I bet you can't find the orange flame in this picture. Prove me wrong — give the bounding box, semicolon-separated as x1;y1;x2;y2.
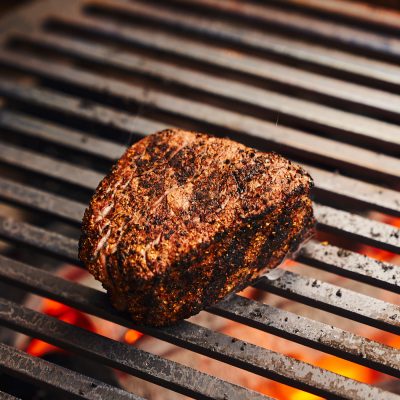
257;352;380;400
359;216;400;262
26;299;97;357
26;298;145;357
124;329;143;344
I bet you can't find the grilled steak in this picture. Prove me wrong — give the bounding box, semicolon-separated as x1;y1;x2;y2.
79;129;314;326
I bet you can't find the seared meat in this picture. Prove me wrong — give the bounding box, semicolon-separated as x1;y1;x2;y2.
79;129;314;326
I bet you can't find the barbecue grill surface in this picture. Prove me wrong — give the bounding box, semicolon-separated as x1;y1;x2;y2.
0;1;399;399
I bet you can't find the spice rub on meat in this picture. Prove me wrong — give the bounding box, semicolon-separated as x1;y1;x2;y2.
79;129;315;326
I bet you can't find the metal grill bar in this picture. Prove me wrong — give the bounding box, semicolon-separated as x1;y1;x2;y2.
84;1;400;91
298;241;400;293
274;0;400;30
12;30;400;152
0;86;166;142
0;141;100;190
0;218;399;378
0;82;165;141
0;391;19;400
1;52;399;184
211;297;400;376
0;176;85;224
39;14;400;125
0;342;143;400
255;272;400;334
0;298;271;400
0;255;398;396
314;205;400;254
301;165;400;217
0;216;78;263
0;109;124;161
170;0;400;58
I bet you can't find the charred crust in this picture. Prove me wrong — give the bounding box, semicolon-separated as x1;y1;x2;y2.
79;128;315;326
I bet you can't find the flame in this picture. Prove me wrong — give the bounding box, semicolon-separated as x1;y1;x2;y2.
387;334;400;349
124;329;143;344
257;351;380;400
26;297;145;357
282;259;297;268
26;299;97;357
360;246;397;262
317;356;379;382
257;381;322;400
359;216;400;262
26;299;143;357
384;217;400;229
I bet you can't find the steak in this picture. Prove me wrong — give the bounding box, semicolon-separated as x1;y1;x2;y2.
79;129;315;326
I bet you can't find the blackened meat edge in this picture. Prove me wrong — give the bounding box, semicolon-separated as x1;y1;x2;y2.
79;129;315;326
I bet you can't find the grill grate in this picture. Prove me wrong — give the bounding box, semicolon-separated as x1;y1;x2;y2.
0;0;399;399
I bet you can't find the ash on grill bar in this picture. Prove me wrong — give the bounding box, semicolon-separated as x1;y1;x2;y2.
0;0;399;399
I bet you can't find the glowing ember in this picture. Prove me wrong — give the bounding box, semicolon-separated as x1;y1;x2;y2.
124;329;143;344
317;355;378;383
359;216;400;262
26;299;97;357
282;259;297;268
256;351;381;400
26;298;145;357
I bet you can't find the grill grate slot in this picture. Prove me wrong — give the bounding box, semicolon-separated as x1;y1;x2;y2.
0;1;399;399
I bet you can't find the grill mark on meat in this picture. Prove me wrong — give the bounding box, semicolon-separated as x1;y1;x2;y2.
95;203;114;222
94;226;111;256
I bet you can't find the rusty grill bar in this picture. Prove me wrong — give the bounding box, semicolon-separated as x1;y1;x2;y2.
0;0;399;399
